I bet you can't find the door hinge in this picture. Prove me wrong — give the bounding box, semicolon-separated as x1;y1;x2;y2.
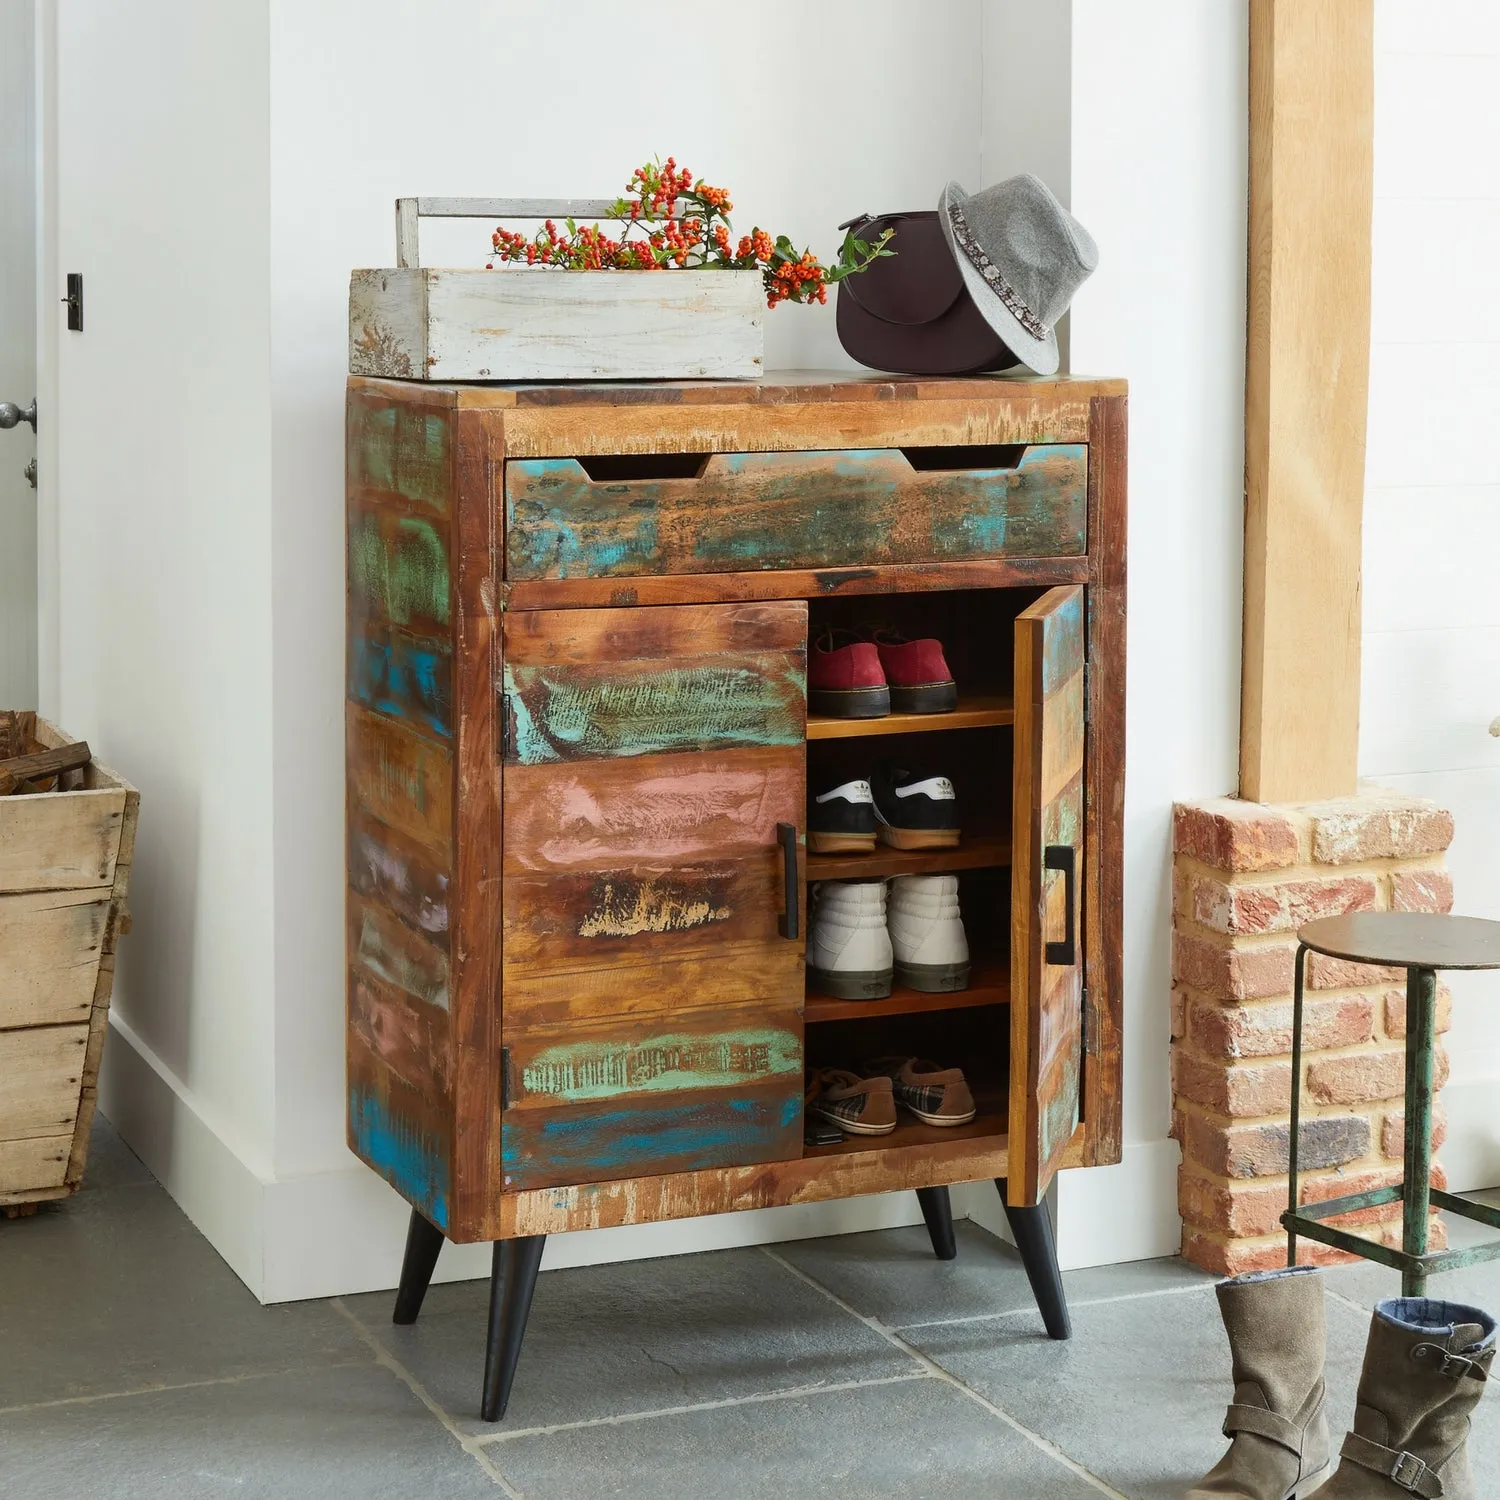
500;1046;512;1111
1082;988;1099;1056
498;690;511;759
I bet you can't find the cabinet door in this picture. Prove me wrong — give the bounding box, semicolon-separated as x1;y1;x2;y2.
499;601;807;1193
1008;585;1086;1206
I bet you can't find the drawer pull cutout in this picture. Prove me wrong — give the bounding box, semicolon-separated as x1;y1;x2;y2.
900;443;1027;471
576;453;710;483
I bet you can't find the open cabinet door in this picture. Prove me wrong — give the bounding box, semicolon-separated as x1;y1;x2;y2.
1008;586;1086;1206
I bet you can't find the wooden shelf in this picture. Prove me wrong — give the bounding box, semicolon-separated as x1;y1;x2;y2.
806;694;1014;741
802;1100;1009;1159
804;961;1009;1024
807;834;1011;883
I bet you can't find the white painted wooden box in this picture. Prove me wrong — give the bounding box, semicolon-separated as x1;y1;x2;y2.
349;197;765;382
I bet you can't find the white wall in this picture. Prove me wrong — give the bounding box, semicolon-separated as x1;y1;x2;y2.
54;0;1254;1298
0;0;38;709
77;0;991;1300
1362;2;1500;1191
968;0;1250;1267
45;2;277;1289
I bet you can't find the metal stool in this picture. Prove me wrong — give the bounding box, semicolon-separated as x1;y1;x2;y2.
1285;912;1500;1295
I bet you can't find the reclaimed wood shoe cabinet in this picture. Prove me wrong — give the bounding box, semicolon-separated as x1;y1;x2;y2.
345;371;1126;1420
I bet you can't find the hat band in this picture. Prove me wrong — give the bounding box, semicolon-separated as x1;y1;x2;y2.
948;202;1049;343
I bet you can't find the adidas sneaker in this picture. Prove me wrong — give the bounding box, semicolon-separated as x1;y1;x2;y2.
871;765;960;850
808;778;878;854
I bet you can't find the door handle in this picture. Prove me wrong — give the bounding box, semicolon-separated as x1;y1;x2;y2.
1043;844;1076;966
776;822;800;940
0;400;36;433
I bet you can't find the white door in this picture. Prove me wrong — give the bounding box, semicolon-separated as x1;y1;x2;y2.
0;0;38;707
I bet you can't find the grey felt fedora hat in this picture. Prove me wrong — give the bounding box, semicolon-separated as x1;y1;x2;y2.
938;173;1098;376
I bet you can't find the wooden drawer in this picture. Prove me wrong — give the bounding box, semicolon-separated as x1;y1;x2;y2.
503;444;1087;581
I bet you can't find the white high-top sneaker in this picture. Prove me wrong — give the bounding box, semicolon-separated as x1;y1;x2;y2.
807;881;894;999
888;874;970;992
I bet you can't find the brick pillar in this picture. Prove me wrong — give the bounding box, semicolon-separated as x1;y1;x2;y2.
1171;785;1454;1274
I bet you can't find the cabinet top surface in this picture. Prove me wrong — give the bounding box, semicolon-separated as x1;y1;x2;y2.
348;368;1127;410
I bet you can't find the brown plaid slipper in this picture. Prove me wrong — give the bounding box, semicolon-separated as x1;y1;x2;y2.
864;1057;976;1126
806;1069;897;1137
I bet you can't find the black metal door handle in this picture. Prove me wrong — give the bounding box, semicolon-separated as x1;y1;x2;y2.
1043;844;1076;966
777;822;800;940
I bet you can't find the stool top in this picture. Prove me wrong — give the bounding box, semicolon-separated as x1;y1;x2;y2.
1298;912;1500;971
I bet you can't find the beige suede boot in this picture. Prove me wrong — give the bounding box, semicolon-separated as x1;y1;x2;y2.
1186;1267;1332;1500
1320;1297;1495;1499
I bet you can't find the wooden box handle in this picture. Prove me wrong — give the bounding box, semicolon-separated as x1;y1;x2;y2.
394;196;684;269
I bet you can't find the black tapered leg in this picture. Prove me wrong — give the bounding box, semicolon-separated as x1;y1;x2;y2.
916;1185;958;1261
392;1209;445;1325
997;1182;1070;1340
481;1234;546;1422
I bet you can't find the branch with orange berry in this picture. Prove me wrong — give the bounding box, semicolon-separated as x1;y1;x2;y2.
487;157;895;309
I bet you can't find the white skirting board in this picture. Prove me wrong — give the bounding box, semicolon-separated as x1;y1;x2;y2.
958;1140;1186;1268
1434;1079;1500;1196
102;1015;1219;1303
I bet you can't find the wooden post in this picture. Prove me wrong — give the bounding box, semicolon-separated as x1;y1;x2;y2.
1240;0;1373;804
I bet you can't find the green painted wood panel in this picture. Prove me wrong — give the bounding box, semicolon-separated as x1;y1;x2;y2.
503;655;805;764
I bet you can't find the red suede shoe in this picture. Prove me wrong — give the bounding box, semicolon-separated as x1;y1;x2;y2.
809;628;890;718
872;630;958;713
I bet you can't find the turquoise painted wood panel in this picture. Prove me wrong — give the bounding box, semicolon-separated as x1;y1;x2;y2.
348;1075;450;1231
348;628;453;741
504;445;1087;580
1040;587;1085;697
500;1086;802;1192
503;657;805;765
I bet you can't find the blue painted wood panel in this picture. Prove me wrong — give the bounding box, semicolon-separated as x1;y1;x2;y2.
501;1085;802;1192
349;628;453;741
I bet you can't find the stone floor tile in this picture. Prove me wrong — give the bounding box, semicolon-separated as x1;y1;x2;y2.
0;1363;502;1500
0;1180;362;1408
76;1113;155;1194
774;1222;1041;1328
344;1245;919;1435
775;1221;1214;1331
907;1283;1372;1500
486;1372;1106;1500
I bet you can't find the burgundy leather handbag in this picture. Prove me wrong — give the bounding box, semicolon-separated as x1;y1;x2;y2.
835;211;1017;376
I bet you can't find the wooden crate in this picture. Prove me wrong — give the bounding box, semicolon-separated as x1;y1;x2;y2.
348;197;765;382
0;713;138;1212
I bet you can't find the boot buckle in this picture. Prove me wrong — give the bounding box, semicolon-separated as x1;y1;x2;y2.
1412;1341;1483;1380
1387;1450;1434;1495
1341;1432;1444;1496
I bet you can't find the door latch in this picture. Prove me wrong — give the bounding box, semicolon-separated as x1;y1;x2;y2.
63;273;83;332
